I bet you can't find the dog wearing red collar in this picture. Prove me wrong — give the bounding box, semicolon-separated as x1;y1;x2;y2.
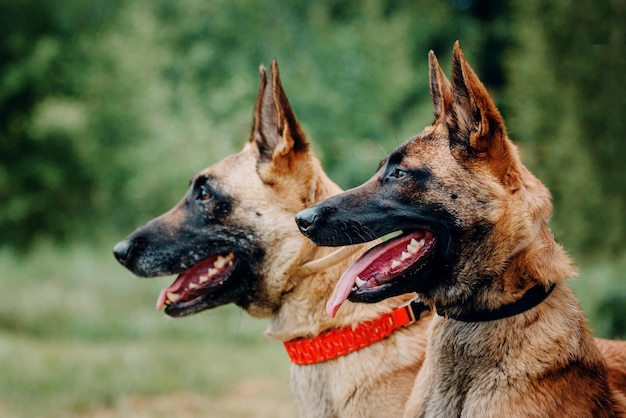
113;61;433;417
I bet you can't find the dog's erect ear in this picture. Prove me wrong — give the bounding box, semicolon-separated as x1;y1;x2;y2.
449;41;506;155
249;60;309;170
448;41;523;189
250;63;268;146
428;50;453;121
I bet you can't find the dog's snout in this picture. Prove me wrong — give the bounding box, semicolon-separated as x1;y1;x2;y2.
113;239;132;266
295;207;318;235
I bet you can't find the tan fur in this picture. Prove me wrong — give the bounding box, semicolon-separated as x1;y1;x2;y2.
398;42;626;417
196;62;432;417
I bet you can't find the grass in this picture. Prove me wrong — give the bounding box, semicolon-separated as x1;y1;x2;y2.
0;238;624;417
0;240;295;418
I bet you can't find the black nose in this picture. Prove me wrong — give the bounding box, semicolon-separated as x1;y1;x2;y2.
295;207;318;235
113;239;132;265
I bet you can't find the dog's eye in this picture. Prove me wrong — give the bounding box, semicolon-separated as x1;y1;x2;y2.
199;187;213;202
389;168;407;179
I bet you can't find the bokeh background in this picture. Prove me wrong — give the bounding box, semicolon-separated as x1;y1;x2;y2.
1;0;624;416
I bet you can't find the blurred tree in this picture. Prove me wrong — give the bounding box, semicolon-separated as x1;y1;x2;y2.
1;0;512;250
505;0;625;257
0;0;125;248
1;0;623;262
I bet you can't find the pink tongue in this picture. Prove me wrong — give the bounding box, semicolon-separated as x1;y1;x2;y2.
326;231;430;317
156;275;186;311
326;242;395;318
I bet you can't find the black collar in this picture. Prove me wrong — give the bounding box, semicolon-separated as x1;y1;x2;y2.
436;283;556;322
407;299;431;320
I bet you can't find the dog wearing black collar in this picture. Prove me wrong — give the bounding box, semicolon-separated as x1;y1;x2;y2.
297;42;626;417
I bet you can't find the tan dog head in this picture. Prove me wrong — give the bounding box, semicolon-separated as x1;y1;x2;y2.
114;61;340;318
297;42;574;316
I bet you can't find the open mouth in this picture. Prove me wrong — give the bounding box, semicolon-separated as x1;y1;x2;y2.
156;252;236;314
326;230;435;317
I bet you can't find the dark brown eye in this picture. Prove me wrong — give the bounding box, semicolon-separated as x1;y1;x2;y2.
199;187;213;202
390;168;407;179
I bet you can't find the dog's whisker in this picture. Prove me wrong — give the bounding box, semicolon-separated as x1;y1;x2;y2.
360;225;378;242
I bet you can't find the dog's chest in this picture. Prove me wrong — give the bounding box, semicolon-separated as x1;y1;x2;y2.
421;320;529;416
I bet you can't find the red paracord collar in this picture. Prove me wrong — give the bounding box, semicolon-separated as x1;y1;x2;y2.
283;300;430;365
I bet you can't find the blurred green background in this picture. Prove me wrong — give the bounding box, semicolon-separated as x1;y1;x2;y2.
1;0;624;416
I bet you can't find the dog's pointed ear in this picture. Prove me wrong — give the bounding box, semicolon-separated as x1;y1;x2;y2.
249;63;268;147
449;42;522;189
249;60;309;171
449;41;506;154
428;50;453;121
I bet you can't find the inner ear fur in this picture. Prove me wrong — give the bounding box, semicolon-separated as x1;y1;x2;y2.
445;42;524;189
249;64;267;149
250;60;309;169
449;41;506;154
428;50;453;121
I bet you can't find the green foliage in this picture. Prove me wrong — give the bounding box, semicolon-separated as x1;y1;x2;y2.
571;254;626;339
1;0;516;248
504;0;626;256
0;1;122;247
1;0;624;337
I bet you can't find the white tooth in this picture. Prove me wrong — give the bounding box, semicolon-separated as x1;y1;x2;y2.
199;275;209;283
188;283;198;289
401;251;411;261
214;255;228;269
391;260;402;269
408;238;424;254
166;292;180;302
207;268;218;277
355;276;366;288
